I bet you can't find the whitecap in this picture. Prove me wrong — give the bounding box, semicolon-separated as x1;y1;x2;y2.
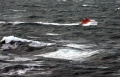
83;4;88;6
1;43;19;50
0;21;6;24
64;44;93;49
82;4;92;7
29;41;55;47
46;33;60;36
0;36;55;50
35;48;99;61
9;9;26;12
1;36;31;43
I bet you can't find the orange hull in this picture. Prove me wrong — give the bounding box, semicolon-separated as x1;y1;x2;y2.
80;18;91;24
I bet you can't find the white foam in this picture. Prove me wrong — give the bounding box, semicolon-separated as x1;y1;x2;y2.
118;7;120;9
64;44;93;49
8;21;26;25
46;33;60;36
35;48;99;61
0;21;6;24
6;57;32;62
2;63;49;75
83;4;92;7
2;68;33;75
0;54;10;60
83;4;88;6
3;21;79;26
38;71;52;75
29;41;55;47
35;22;79;26
1;36;31;43
4;21;76;26
17;69;27;75
1;43;19;50
9;9;26;12
0;36;55;49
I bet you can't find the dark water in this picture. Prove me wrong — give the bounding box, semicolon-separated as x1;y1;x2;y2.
0;0;120;77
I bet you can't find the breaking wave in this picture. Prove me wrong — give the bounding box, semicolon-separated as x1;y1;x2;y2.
35;43;99;61
0;36;55;50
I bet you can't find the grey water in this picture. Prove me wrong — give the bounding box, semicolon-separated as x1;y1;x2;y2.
0;0;120;77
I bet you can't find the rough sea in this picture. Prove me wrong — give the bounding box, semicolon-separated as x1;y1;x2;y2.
0;0;120;77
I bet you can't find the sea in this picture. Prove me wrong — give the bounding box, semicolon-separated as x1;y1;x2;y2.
0;0;120;77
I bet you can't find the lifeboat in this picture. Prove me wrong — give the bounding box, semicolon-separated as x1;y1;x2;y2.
79;18;98;26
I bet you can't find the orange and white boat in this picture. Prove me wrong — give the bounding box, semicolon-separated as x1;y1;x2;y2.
79;18;98;26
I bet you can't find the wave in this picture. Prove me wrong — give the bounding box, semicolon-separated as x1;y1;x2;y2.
64;44;94;49
6;57;32;62
1;62;47;75
0;36;55;50
35;48;99;61
46;33;60;36
9;9;26;12
82;4;92;7
2;68;51;76
35;43;99;61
